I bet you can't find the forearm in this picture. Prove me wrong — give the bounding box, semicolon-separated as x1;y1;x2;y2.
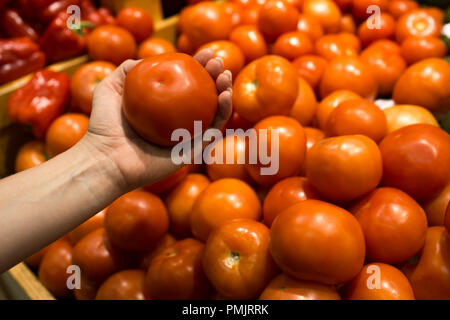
0;136;127;272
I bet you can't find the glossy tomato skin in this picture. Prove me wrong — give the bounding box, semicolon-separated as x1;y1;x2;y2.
74;275;99;300
258;0;299;42
379;124;450;201
345;263;414;300
105;190;169;252
306;135;382;202
233;55;298;123
316;90;361;129
299;127;326;176
352;0;389;21
340;14;356;33
260;274;341;300
198;40;245;77
302;0;342;34
229;25;268;63
292;55;328;93
272;31;314;61
263;176;321;227
388;0;419;19
146;238;211;300
137;38;176;59
116;7;154;42
135;234;177;271
68;209;106;244
289;77;318;126
383;104;439;134
25;245;49;269
144;165;190;194
124;53;218;146
395;9;443;43
202;219;278;299
296;14;324;41
15;140;46;172
190;178;261;241
351;187;427;264
270;200;365;284
96;270;150;300
315;33;359;61
400;37;447;65
241;4;261;25
71;61;116;114
245;116;306;186
423;184;450;226
357;13;396;47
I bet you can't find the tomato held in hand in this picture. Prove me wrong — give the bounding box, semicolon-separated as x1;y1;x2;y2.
116;7;154;43
270;200;365;284
137;38;176;59
124;53;218;146
202;219;278;299
302;0;341;34
400;36;447;65
68;209;106;244
258;0;299;42
229;25;268;63
272;31;314;61
15;140;47;172
383;104;439;134
96;270;150;300
289;77;318;126
292;55;328;92
198;40;245;77
423;184;450;226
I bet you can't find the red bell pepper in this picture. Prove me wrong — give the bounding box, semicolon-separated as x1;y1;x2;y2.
7;69;70;138
18;0;80;24
81;0;116;26
0;37;46;84
0;9;40;42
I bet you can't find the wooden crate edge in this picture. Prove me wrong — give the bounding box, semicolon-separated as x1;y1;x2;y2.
8;263;55;300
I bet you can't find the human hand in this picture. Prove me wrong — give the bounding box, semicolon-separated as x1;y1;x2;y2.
82;49;233;191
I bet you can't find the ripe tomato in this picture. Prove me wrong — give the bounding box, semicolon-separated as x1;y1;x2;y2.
272;31;314;61
202;219;278;299
403;227;450;300
116;7;153;42
137;38;176;59
70;61;116;114
351;187;427;264
319;57;377;100
246;116;306;186
292;55;328;92
302;0;342;34
352;0;389;21
233;55;298;123
334;0;352;11
306;135;382;201
340;14;356;34
68;210;106;244
177;33;195;55
258;0;299;41
289;77;318;126
296;14;324;41
165;174;210;237
124;53;218;146
325;98;387;142
263;176;321;227
270;200;365;284
383;104;439;134
74;275;99;300
379;124;450;201
345;263;415;300
224;2;243;28
25;244;50;269
105;190;169;252
445;204;450;234
198;40;245;77
190;178;261;241
15;140;46;172
241;4;261;25
400;36;447;65
96;270;150;300
357;13;396;47
316;90;361;129
423;184;450;226
146;238;211;299
422;7;445;24
365;39;401;55
135;234;177;271
45;113;89;158
388;0;419;19
144;165;190;194
315;33;359;61
299;127;325;176
229;25;268;63
260;274;341;300
38;238;73;298
395;9;443;43
72;228;131;283
226;111;254;131
87;25;137;65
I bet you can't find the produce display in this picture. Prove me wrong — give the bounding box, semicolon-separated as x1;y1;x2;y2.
1;0;450;301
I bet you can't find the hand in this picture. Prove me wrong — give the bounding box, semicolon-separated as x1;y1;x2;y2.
82;49;233;191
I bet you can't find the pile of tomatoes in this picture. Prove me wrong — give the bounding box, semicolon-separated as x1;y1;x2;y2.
12;0;450;300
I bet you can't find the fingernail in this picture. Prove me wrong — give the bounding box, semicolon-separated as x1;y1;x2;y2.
226;87;233;95
224;70;232;82
215;56;224;66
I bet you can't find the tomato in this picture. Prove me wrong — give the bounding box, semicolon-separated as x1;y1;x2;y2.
422;7;445;24
400;36;447;65
340;14;356;34
137;38;176;59
445;204;450;234
292;55;328;92
232;0;266;7
379;124;450;201
226;111;254;131
144;165;190;194
96;270;150;300
146;238;211;299
352;0;389;21
345;263;415;300
165;174;210;237
299;127;325;176
70;61;116;114
258;0;300;42
403;227;450;300
124;53;218;146
319;57;377;100
233;55;298;123
190;178;261;241
206;135;250;182
289;77;318;126
74;275;99;300
87;25;137;65
365;39;401;55
316;90;361;129
15;140;46;172
302;0;342;34
229;25;267;63
24;244;49;269
306;135;382;201
325;98;387;142
263;176;321;227
246;116;306;186
285;0;304;9
202;219;278;299
260;274;341;300
272;31;314;61
116;7;153;43
395;9;443;43
388;0;419;19
135;234;177;270
241;4;261;25
315;33;360;61
296;14;324;41
383;104;439;134
270;200;365;284
105;190;169;252
177;33;195;55
423;184;450;226
68;210;106;244
393;58;450;113
45;113;89;158
224;2;243;28
38;238;73;298
357;13;396;47
334;0;352;11
72;228;131;283
198;40;245;77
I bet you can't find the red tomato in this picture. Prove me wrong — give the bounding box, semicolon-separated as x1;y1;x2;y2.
96;270;150;300
135;234;177;271
302;0;342;33
400;36;447;65
395;9;443;43
340;14;356;33
144;165;190;194
383;104;439;134
292;55;328;93
289;77;318;126
424;184;450;226
15;140;47;172
137;38;176;59
25;244;50;269
299;127;325;176
198;40;245;77
241;4;261;25
296;14;324;41
68;210;106;244
177;33;195;55
352;0;389;21
357;13;396;47
272;31;314;61
316;90;361;129
388;0;419;19
229;25;268;63
74;276;99;300
116;7;153;42
224;2;243;28
445;203;450;234
258;0;300;42
315;33;360;61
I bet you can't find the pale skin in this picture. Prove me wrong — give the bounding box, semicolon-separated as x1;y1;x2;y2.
0;49;232;273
